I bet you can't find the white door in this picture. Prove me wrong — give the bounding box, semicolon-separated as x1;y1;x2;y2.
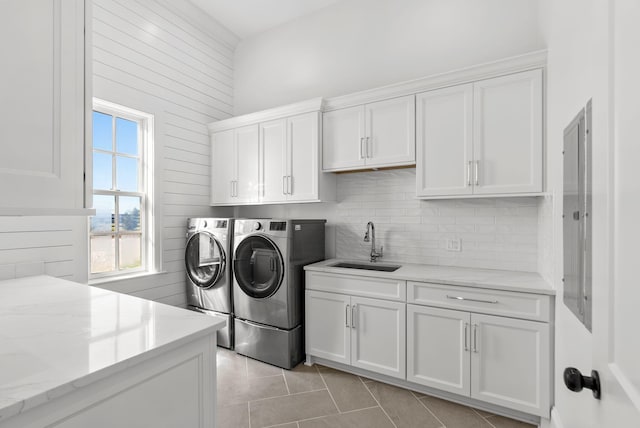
234;125;259;204
305;290;351;365
365;95;416;168
0;0;85;211
416;85;474;197
470;313;550;417
210;129;235;204
351;296;406;379
473;70;543;195
287;112;319;202
259;119;287;204
322;105;365;171
407;305;471;396
589;1;640;425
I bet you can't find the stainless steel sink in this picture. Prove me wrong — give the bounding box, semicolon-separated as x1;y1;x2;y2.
329;262;401;272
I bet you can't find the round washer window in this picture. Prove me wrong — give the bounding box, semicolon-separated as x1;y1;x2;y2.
233;235;284;299
185;232;226;289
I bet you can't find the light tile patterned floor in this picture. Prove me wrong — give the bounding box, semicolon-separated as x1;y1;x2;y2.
216;348;536;428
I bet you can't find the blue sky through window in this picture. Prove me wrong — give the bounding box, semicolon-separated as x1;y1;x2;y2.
116;118;138;155
93;112;112;151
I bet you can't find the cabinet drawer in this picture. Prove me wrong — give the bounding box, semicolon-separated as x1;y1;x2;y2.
407;282;550;322
306;271;406;302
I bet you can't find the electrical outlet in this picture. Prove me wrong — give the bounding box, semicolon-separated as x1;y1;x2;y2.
446;238;462;252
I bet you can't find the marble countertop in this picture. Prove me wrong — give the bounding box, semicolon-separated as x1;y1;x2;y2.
0;275;224;422
305;259;555;295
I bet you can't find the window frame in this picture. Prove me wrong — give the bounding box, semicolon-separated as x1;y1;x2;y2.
89;99;155;280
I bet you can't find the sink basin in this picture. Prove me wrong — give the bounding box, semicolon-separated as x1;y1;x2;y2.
329;262;401;272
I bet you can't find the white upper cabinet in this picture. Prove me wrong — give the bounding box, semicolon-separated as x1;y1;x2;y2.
416;84;474;197
210;125;259;205
0;0;86;213
473;70;543;195
416;69;543;198
323;95;415;172
209;99;334;206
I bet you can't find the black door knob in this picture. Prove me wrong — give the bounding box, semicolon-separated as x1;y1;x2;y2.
564;367;601;399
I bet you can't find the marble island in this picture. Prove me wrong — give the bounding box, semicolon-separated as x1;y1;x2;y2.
0;275;224;428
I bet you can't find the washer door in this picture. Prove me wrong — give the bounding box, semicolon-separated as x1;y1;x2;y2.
185;232;226;289
234;235;284;299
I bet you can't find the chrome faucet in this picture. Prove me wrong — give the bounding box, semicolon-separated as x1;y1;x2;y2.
364;222;383;262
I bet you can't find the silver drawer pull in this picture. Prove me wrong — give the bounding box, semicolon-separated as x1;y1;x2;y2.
446;295;498;304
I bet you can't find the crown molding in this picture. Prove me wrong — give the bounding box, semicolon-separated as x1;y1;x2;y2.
208;98;324;132
323;50;548;111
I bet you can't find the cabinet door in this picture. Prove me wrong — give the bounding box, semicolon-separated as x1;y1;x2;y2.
416;85;474;197
470;313;550;416
234;125;259;204
0;0;85;211
407;305;471;396
322;106;365;171
305;290;351;365
351;296;406;379
210;130;235;204
287;112;319;202
365;95;416;168
259;119;287;203
473;70;543;194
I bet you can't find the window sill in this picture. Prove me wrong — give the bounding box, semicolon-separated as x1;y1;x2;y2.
89;270;167;286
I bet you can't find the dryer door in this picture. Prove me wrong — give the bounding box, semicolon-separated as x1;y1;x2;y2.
234;235;284;299
185;232;226;289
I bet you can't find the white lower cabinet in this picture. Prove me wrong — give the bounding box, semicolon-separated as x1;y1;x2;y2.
407;303;550;417
306;290;406;379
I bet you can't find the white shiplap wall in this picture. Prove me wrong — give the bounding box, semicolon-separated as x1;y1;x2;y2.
0;1;236;306
92;0;236;306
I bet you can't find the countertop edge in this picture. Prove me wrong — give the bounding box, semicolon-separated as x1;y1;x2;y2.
304;259;556;296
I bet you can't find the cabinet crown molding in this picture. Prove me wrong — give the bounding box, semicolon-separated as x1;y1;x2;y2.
208;97;324;132
323;50;547;111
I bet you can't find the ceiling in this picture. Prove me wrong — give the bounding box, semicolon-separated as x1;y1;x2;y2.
189;0;345;40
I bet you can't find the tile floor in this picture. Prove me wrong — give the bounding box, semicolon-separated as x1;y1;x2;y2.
216;348;536;428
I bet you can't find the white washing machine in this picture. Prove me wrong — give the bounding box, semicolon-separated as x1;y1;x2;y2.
185;218;234;348
233;219;325;369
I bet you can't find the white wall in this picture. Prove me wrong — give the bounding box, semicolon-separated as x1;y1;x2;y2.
0;0;236;306
238;170;541;272
541;0;610;426
233;0;545;114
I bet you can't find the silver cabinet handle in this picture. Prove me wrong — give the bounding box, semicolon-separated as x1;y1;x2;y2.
446;295;498;304
467;161;472;187
288;175;293;195
230;181;234;197
345;304;350;328
366;137;371;158
234;181;238;197
351;304;356;329
464;322;469;351
283;176;287;195
359;137;365;159
475;160;479;186
473;324;479;353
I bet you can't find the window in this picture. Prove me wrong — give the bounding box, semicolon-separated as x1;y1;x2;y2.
90;99;154;278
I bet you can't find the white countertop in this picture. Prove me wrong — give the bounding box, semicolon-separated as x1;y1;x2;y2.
0;275;224;422
305;259;555;295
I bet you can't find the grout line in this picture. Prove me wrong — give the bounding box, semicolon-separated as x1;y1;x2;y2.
282;371;291;395
247;401;252;428
360;378;398;428
414;395;446;428
293;405;381;426
247;388;330;405
317;367;341;414
473;409;499;428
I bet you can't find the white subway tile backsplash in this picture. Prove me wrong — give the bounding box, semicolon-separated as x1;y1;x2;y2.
335;169;541;272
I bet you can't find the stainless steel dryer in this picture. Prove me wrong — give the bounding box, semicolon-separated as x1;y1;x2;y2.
233;219;325;369
185;218;234;348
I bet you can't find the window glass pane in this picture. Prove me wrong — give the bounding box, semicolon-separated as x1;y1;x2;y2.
91;195;115;233
119;234;141;270
93;152;112;190
116;117;138;155
90;235;115;273
116;156;138;191
93;112;112;151
119;196;141;232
